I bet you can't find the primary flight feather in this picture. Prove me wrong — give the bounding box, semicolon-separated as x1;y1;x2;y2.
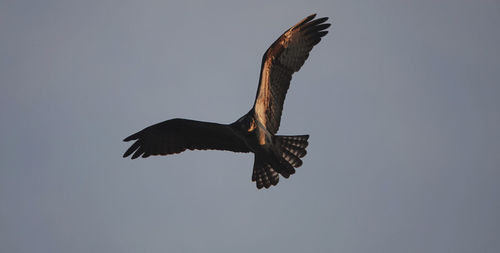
123;14;331;189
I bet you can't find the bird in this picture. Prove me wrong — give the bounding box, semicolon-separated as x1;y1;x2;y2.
123;14;330;189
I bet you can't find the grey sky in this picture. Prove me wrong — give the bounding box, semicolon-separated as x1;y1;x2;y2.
1;0;499;252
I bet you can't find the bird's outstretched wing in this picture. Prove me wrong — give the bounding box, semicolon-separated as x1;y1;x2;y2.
123;118;250;159
253;14;330;134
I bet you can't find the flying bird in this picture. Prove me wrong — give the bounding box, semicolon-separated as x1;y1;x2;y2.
123;14;330;189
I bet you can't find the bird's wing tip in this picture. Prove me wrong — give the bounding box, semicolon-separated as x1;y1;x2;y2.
123;133;139;142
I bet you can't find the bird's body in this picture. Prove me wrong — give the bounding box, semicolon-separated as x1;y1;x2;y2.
232;111;282;171
123;14;330;189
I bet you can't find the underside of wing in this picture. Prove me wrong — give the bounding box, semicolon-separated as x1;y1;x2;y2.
123;118;250;159
253;14;330;134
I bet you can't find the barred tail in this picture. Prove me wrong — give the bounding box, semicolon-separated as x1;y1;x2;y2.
251;135;309;189
277;134;309;170
252;156;280;189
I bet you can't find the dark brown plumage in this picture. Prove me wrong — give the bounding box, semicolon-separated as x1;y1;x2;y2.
123;14;330;189
123;119;250;159
254;14;330;134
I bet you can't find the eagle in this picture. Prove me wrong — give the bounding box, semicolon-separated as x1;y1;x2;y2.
123;14;330;189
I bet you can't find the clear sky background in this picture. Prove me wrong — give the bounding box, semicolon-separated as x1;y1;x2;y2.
1;0;499;252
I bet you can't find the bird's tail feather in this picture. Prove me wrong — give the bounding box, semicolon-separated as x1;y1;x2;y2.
251;135;309;189
277;135;309;172
252;156;280;189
